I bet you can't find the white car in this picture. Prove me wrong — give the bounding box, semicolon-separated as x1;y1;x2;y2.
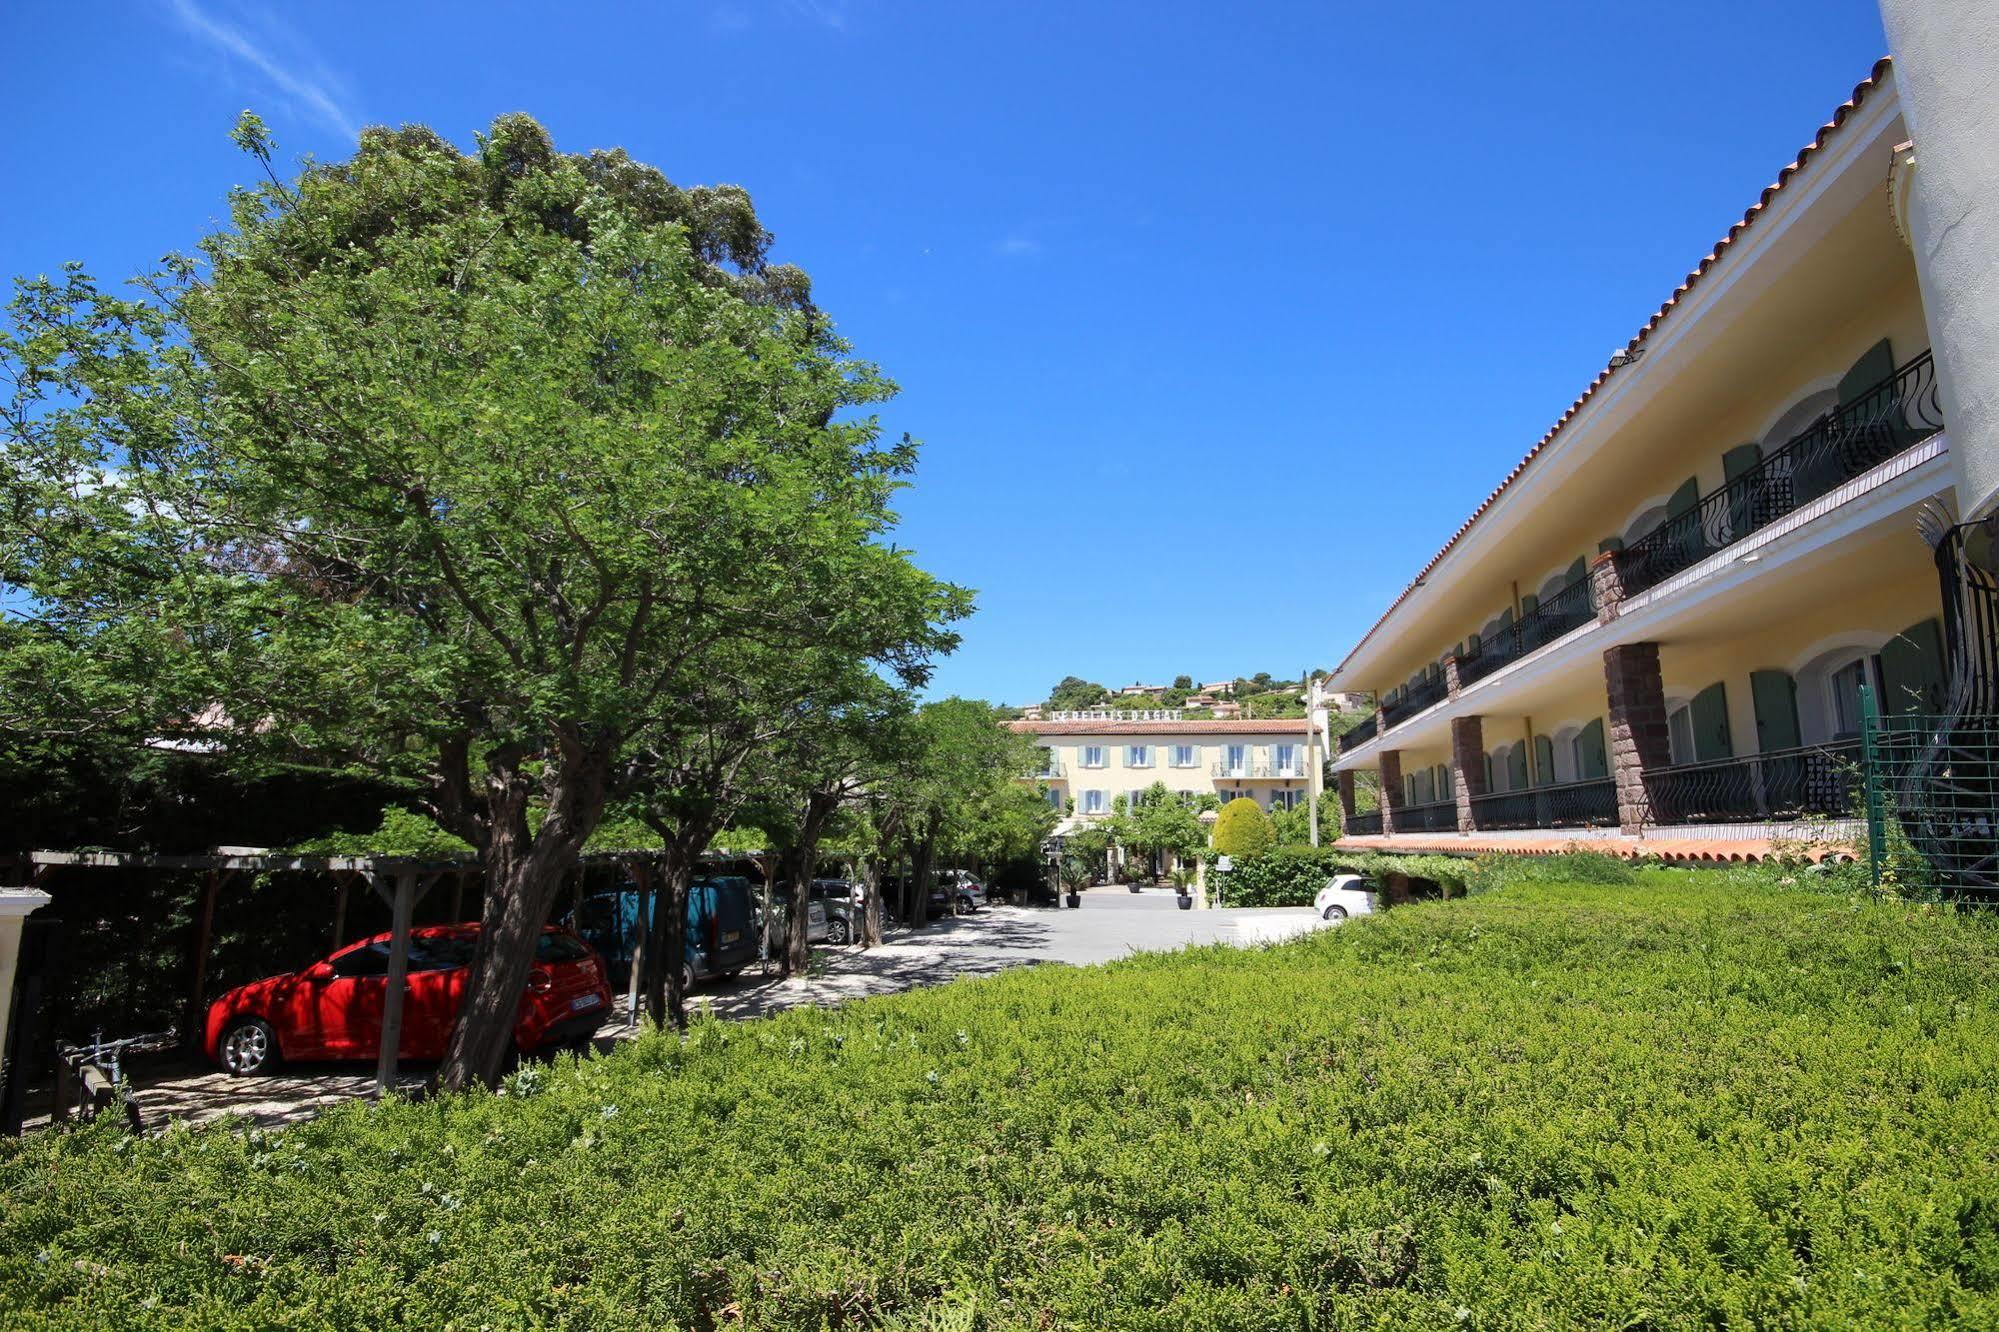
1313;874;1378;923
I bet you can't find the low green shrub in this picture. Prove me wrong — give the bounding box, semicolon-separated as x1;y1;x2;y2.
1462;847;1637;894
1212;847;1477;906
7;875;1999;1327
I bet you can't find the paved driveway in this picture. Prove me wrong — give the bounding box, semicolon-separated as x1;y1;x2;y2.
38;889;1329;1130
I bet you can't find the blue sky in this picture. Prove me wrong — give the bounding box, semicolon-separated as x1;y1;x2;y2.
3;1;1890;705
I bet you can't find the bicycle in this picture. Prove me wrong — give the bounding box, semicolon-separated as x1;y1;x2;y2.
57;1028;177;1133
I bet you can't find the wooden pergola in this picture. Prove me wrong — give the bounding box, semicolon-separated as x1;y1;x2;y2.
10;848;734;1095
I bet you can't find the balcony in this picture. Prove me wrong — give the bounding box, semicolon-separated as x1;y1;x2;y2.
1620;351;1943;598
1459;572;1596;688
1211;761;1310;779
1645;741;1860;825
1035;760;1066;779
1344;811;1383;836
1338;713;1379;754
1393;800;1458;833
1470;778;1618;831
1381;673;1448;727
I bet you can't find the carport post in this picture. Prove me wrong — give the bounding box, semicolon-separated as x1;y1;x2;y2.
374;868;417;1097
186;869;232;1048
626;860;651;1029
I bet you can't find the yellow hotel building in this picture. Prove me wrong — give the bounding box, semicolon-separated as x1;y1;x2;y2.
1326;59;1967;858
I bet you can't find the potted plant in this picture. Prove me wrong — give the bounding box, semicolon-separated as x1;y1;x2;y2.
1058;851;1091;910
1170;865;1195;910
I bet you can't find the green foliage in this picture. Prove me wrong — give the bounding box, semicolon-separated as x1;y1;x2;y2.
1045;676;1109;711
1211;797;1273;858
1461;848;1638;895
287;807;473;859
1211;846;1478;907
9;876;1999;1325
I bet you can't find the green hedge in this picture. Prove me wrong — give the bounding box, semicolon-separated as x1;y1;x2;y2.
1211;846;1479;906
8;875;1999;1326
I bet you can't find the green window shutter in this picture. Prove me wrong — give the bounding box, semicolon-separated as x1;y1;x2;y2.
1413;769;1433;804
1507;744;1529;790
1598;536;1624;554
1564;556;1586;587
1519;593;1539;618
1723;444;1764;541
1879;617;1947;716
1690;682;1733;761
1577;719;1608;779
1438;765;1453;801
1483;754;1493;790
1533;734;1556;786
1750;670;1801;752
1667;475;1707;563
1837;338;1895;407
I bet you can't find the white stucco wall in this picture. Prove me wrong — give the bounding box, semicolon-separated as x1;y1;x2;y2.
1880;3;1999;520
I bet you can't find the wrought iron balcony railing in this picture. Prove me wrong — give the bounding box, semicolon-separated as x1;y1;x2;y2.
1344;811;1383;836
1035;760;1066;779
1381;673;1448;727
1338;713;1379;754
1459;573;1597;688
1211;761;1309;778
1393;800;1459;833
1470;777;1618;830
1644;740;1861;825
1621;351;1943;598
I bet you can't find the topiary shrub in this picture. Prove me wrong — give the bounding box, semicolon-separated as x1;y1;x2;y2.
1211;798;1274;858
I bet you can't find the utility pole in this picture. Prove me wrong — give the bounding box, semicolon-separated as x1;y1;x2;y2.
1306;671;1322;847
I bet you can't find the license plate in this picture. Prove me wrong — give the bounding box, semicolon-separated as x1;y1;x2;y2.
569;993;601;1012
721;931;741;944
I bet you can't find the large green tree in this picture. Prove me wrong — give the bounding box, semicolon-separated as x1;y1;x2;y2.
1;114;962;1087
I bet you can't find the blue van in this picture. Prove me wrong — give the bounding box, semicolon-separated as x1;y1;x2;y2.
569;876;758;989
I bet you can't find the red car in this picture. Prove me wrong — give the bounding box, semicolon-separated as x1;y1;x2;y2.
205;925;612;1075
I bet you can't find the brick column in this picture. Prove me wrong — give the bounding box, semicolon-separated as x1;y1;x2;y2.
1590;550;1630;625
1336;769;1357;832
1450;716;1485;833
1443;655;1464;698
1602;642;1671;833
1377;750;1404;836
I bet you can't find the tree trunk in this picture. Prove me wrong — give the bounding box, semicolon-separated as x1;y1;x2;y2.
642;855;692;1030
784;790;840;975
438;746;609;1091
860;856;885;948
908;827;938;927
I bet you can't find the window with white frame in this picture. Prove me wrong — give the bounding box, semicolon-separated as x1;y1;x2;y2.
1036;747;1057;776
1828;656;1876;739
1271;789;1305;811
1044;787;1062;809
1082;745;1106;769
1126;744;1151;768
1667;706;1696;765
1171;744;1197;768
1223;744;1247;775
1083;789;1109;815
1274;743;1298;775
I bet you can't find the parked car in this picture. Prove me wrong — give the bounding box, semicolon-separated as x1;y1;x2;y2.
1314;873;1379;923
567;875;758;990
205;924;611;1076
809;878;866;944
762;884;831;946
930;869;987;914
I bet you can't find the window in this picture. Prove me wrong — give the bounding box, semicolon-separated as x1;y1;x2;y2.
330;940;391;978
1223;744;1247;775
1045;787;1062;809
1219;787;1247;804
1171;744;1197;768
1081;789;1106;815
1128;789;1147;810
1828;657;1874;738
1667;705;1695;765
1126;744;1151;768
1271;790;1305;811
1274;744;1298;775
1036;747;1056;776
1082;745;1106;769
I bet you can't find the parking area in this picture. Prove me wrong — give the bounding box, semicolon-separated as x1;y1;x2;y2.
31;888;1331;1131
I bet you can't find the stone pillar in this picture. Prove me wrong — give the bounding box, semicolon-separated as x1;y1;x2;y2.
1589;550;1629;625
1443;655;1464;698
1450;716;1485;833
1879;4;1999;520
1602;642;1671;834
1335;769;1357;831
1377;750;1404;836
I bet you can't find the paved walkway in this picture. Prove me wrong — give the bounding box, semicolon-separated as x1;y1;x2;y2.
33;889;1329;1131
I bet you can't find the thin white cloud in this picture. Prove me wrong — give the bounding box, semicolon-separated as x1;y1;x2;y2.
166;0;360;142
785;0;849;29
995;235;1042;258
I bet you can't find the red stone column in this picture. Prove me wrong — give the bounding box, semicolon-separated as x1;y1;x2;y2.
1450;716;1485;833
1377;750;1404;836
1590;550;1631;625
1443;655;1464;699
1602;642;1671;833
1336;769;1357;832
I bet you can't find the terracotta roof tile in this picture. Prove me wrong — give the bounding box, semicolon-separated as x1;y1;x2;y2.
1336;56;1896;676
1333;833;1855;865
1006;719;1311;736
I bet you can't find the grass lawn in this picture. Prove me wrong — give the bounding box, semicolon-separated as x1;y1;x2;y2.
5;872;1999;1328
